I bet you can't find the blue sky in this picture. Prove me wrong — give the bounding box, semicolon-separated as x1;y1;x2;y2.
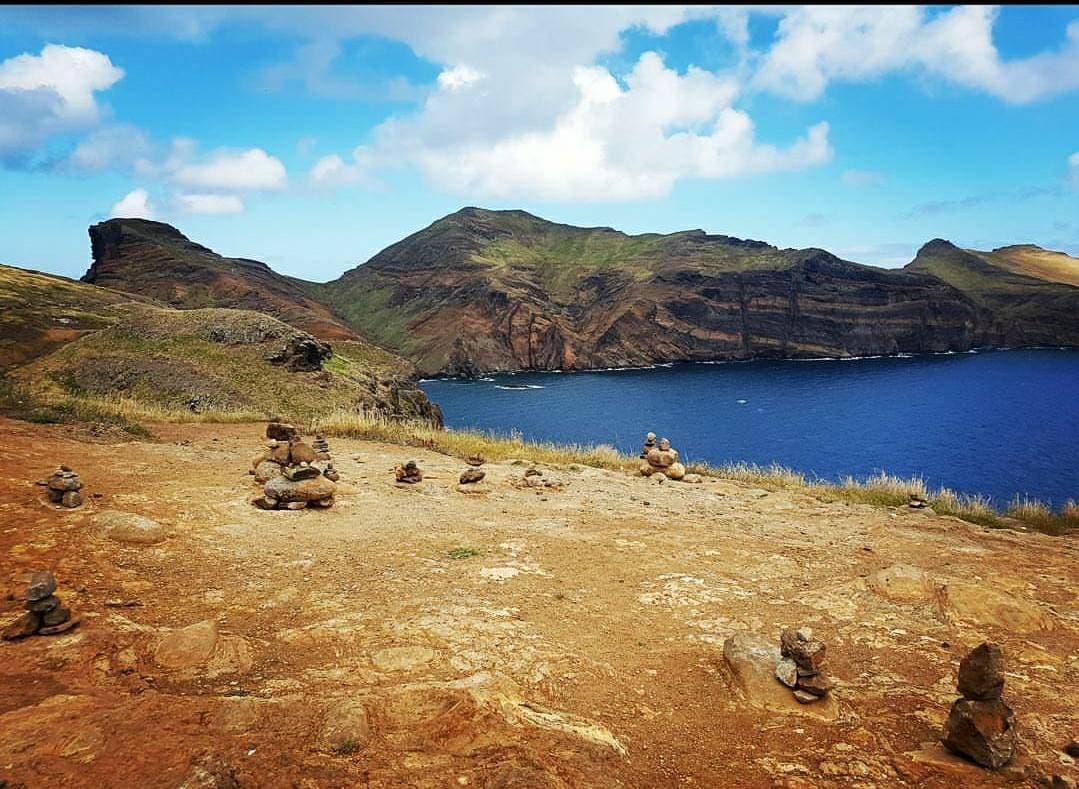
1;5;1077;282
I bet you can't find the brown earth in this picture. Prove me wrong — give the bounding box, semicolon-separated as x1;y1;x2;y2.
1;418;1077;788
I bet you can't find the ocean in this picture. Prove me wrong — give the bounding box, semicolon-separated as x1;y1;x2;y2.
419;349;1079;507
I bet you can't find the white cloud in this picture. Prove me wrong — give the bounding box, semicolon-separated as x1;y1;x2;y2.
0;44;123;161
1068;151;1079;190
842;169;884;187
308;147;379;189
109;188;156;219
362;51;831;201
66;123;151;171
175;193;244;214
754;6;1079;104
168;146;287;190
437;64;483;91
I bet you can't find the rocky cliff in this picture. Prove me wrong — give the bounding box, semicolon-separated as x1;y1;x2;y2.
322;208;992;376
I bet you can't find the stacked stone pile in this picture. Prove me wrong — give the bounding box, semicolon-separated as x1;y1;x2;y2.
774;627;835;704
639;432;657;459
942;642;1016;769
39;465;84;508
456;456;488;494
251;422;337;509
1;571;79;640
313;434;331;460
639;437;686;481
395;461;423;484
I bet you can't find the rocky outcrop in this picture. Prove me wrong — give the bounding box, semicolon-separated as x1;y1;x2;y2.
321;208;1066;377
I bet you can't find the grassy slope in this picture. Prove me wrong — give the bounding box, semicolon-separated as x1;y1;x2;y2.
907;240;1078;302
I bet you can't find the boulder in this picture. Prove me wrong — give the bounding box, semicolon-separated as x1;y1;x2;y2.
318;698;370;751
94;510;169;545
941;698;1016;769
722;632;838;720
155;620;219;669
646;448;674;468
264;474;337;503
958;642;1005;701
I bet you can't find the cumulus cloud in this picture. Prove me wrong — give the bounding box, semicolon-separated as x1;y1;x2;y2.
754;6;1079;104
842;169;884;187
0;43;123;162
167;146;286;190
109;188;156;219
323;51;831;201
437;64;483;91
175;193;244;214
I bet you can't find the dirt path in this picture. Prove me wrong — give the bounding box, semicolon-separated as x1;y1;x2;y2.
1;418;1076;787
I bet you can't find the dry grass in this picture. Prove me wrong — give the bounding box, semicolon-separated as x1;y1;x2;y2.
313;410;1075;536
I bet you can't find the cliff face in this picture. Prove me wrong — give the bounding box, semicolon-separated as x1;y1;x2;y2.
84;219;359;342
323;209;987;376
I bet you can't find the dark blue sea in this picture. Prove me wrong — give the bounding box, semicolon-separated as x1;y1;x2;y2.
419;349;1079;508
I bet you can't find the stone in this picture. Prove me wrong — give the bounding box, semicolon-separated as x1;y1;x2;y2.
37;615;80;636
2;611;41;640
308;497;334;508
155;620;219;669
395;461;423;484
42;604;71;627
94;510;169;545
797;673;835;697
722;632;838;720
958;642;1005;701
269;442;291;464
796;627;814;642
318;698;371;751
646;447;674;468
466;455;486;467
460;468;486;484
1065;741;1079;759
48;488;63;503
683;473;703;483
264;475;337;503
284;464;321;481
25;594;61;613
251;448;272;469
61;490;83;508
775;658;799;688
48;475;82;492
290;440;318;465
665;462;686;480
793;690;820;704
253;496;277;510
266;422;298;441
26;571;57;601
253;460;284;483
640;432;657;459
941;698;1016;769
323;464;340;482
781;628;827;673
284;501;307;510
868;564;933;604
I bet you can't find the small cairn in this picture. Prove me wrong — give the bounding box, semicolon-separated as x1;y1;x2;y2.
1;571;79;640
513;465;565;491
775;627;834;704
251;422;337;510
313;434;331;460
395;460;423;484
39;465;84;508
908;493;928;509
639;437;686;481
457;456;487;494
941;642;1016;769
639;432;657;459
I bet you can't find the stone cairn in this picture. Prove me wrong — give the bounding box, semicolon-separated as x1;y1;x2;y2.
1;571;79;641
251;422;337;510
941;642;1016;769
639;436;686;481
457;455;486;492
38;465;84;508
395;460;423;484
639;432;657;459
774;627;835;704
312;434;339;481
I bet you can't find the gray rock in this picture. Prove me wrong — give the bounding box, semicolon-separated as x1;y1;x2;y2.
793;690;821;704
284;464;321;481
25;594;60;613
61;490;83;508
264;475;336;503
775;658;799;688
26;571;56;601
253;460;284;483
42;604;71;627
266;422;298;441
459;468;486;484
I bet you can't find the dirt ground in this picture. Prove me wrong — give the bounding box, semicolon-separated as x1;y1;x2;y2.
1;417;1076;788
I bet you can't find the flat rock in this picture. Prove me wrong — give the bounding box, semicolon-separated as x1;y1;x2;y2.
2;611;41;640
722;633;838;720
942;581;1054;633
958;642;1005;700
868;564;933;603
459;468;486;484
155;620;219;669
372;645;436;672
94;510;169;545
318;698;371;751
38;615;80;636
264;475;337;503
